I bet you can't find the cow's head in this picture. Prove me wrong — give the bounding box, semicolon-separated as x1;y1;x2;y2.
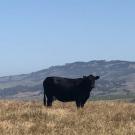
83;75;100;89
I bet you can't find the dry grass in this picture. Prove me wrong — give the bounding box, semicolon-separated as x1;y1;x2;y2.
0;100;134;135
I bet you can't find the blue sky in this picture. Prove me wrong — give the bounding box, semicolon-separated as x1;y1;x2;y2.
0;0;135;76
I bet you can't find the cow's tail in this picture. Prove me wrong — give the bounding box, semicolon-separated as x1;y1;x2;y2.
43;81;47;106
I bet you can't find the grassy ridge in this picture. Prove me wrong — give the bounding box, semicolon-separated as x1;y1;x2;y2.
0;100;134;135
90;94;135;101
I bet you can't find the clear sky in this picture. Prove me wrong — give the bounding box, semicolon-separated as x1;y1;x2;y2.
0;0;135;76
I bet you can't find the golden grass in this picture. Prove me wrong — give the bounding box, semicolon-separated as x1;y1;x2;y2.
0;100;134;135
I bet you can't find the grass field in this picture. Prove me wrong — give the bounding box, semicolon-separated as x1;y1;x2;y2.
0;100;134;135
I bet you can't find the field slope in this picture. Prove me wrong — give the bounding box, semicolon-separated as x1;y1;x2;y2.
0;101;134;135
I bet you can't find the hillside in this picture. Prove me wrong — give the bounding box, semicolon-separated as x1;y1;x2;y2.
0;60;135;100
0;100;134;135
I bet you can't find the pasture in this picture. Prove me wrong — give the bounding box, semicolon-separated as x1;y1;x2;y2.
0;100;134;135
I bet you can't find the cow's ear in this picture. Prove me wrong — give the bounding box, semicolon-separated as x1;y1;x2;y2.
95;76;100;80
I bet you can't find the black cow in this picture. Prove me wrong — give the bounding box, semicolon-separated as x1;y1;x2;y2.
43;75;100;108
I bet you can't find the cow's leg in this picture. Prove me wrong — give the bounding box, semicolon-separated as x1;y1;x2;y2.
80;103;84;108
80;101;87;108
76;100;81;108
47;96;53;107
43;91;46;106
80;100;86;108
43;83;46;106
80;96;89;108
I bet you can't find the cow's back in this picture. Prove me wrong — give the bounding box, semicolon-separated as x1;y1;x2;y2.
44;77;81;88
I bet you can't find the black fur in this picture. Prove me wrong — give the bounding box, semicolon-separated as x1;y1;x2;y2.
43;75;99;108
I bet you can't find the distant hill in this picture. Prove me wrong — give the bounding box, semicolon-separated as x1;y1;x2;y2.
0;60;135;100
